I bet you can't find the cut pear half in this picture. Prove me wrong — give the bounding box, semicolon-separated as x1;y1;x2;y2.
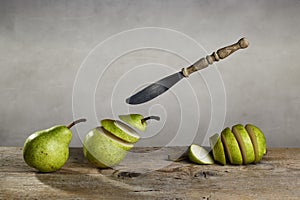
245;124;267;163
209;133;226;165
188;144;214;165
83;127;134;168
101;119;140;143
221;127;243;165
232;124;255;164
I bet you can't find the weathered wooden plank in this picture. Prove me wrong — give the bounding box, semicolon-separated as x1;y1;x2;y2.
1;147;300;199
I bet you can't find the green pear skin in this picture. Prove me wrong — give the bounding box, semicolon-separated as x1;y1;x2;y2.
23;126;71;172
245;124;267;163
101;119;140;143
209;133;226;165
221;127;243;165
83;127;134;168
232;124;255;164
188;144;214;165
119;114;147;132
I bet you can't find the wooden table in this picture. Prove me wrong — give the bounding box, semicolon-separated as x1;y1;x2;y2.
1;147;299;199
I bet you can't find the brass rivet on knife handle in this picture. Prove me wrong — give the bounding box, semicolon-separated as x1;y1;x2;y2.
182;37;249;77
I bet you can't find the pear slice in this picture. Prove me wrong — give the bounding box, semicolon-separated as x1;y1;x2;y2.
232;124;255;164
245;124;267;163
83;127;134;168
209;133;226;165
188;144;214;165
119;114;160;132
221;127;243;165
119;114;146;132
101;119;140;143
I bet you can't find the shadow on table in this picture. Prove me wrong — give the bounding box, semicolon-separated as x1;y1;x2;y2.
34;148;156;198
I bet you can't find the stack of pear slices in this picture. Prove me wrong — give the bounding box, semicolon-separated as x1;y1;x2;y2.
188;124;267;165
83;114;160;168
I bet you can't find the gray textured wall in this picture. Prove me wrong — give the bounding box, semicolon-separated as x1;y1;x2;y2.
1;0;300;147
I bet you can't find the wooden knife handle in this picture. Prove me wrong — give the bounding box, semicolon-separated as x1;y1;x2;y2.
182;38;249;77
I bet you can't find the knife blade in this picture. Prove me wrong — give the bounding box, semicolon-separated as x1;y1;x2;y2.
126;72;184;104
126;38;249;105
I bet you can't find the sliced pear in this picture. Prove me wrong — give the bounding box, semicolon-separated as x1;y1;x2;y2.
221;127;243;165
245;124;267;163
101;119;140;143
209;133;226;165
119;114;160;132
119;114;146;132
83;127;134;168
232;124;255;164
188;144;214;165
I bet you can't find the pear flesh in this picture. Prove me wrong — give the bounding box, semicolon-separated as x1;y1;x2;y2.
232;124;255;164
221;127;243;165
188;144;214;165
209;133;226;165
23;126;72;172
101;119;140;143
83;127;134;168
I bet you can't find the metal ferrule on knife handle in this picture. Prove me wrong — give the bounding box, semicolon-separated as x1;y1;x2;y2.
181;38;249;77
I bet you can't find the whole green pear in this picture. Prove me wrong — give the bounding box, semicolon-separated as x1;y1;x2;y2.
23;119;86;172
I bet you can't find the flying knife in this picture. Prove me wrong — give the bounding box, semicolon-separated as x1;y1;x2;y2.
126;38;249;105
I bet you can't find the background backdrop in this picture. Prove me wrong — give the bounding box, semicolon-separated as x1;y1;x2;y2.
1;0;300;147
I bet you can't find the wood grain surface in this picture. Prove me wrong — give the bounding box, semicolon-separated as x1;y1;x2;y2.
1;147;299;200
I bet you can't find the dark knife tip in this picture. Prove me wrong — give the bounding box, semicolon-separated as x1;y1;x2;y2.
126;97;142;105
126;97;136;105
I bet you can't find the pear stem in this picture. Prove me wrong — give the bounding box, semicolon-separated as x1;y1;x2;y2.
141;116;160;123
67;118;87;129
